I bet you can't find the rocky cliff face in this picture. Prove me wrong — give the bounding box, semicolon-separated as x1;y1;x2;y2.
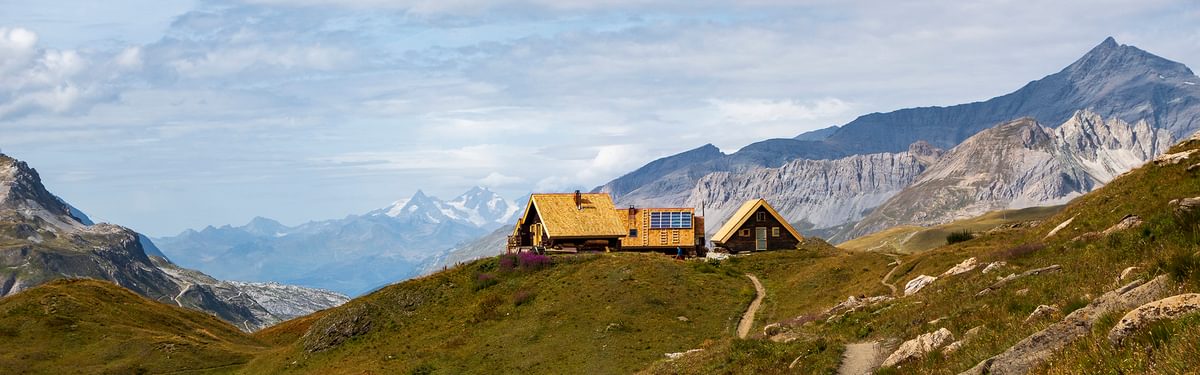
684;142;941;238
0;153;346;331
844;111;1172;240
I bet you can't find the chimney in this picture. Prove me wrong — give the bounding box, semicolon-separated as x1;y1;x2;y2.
574;190;582;210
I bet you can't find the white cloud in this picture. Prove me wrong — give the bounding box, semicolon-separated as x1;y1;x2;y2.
478;172;524;187
0;27;116;119
708;98;853;123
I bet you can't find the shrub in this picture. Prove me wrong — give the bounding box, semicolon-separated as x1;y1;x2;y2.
473;294;505;322
513;289;536;306
945;230;974;245
473;273;498;291
498;254;518;272
517;252;553;271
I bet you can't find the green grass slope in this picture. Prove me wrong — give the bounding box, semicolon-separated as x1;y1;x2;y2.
648;135;1200;373
839;205;1063;254
0;279;266;374
241;252;754;374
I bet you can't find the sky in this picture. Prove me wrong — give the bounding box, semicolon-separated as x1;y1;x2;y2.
1;0;1198;236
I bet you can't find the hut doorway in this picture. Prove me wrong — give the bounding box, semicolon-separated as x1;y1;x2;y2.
755;227;767;251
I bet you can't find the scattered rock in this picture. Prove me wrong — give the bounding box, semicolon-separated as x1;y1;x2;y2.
881;328;954;368
1153;149;1198;165
940;257;978;277
1024;305;1060;323
904;275;937;296
981;261;1007;274
1119;267;1139;281
827;295;894;316
302;305;373;353
676;316;689;322
976;265;1061;296
763;323;782;336
1188;162;1200;173
1108;293;1200;346
664;348;704;360
1071;231;1102;242
1102;214;1143;236
1015;288;1029;296
960;276;1170;375
1170;197;1200;217
1044;216;1076;239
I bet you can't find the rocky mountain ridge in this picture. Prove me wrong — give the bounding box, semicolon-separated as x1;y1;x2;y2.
0;153;346;331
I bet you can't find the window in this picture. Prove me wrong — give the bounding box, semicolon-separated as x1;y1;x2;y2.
757;212;766;222
772;227;780;237
660;232;668;243
649;211;693;229
629;229;638;237
739;229;750;237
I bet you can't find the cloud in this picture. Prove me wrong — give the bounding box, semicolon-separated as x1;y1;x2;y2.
708;98;853;123
478;172;524;187
0;27;120;119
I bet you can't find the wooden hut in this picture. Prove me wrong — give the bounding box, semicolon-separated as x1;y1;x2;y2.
710;199;802;253
507;191;626;253
616;206;705;254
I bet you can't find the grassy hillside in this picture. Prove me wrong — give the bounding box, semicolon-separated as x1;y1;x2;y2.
652;135;1200;373
241;252;754;374
838;205;1063;254
0;279;265;374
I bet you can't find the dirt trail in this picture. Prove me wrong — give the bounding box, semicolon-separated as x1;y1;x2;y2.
737;274;765;339
880;254;901;297
838;341;885;375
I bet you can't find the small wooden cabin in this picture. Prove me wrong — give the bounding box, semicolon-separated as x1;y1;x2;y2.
508;191;626;253
711;199;802;253
616;206;705;254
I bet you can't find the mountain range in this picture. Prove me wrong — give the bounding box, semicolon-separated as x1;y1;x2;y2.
154;187;521;295
0;153;347;331
598;37;1200;243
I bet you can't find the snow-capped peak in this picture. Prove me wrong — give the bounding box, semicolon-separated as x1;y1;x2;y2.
372;186;518;228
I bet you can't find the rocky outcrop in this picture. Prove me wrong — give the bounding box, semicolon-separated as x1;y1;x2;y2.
1170;197;1200;217
1108;293;1200;346
941;258;978;277
881;328;954;368
904;275;937;296
982;261;1007;274
943;326;984;355
303;305;373;352
850;112;1173;239
977;265;1062;296
961;275;1171;375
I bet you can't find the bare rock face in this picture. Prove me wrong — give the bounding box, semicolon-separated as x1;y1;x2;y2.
1171;197;1200;217
943;326;985;355
881;328;954;368
961;275;1170;375
1103;214;1144;235
982;261;1008;274
1108;293;1200;346
941;258;978;277
850;112;1173;239
303;305;374;353
904;275;937;296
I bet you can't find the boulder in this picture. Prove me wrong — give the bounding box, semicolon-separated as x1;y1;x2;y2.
904;275;937;296
1024;304;1060;323
981;261;1007;274
941;257;978;277
881;328;954;368
1044;216;1075;238
1108;293;1200;346
976;265;1061;296
827;295;893;316
1101;214;1143;236
1170;197;1200;217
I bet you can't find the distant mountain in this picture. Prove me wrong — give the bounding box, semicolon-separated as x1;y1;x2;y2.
0;153;345;331
155;187;518;295
596;37;1200;242
843;110;1172;241
685;141;942;239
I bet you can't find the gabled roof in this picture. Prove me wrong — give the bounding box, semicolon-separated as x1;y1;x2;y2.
523;193;626;238
711;199;803;243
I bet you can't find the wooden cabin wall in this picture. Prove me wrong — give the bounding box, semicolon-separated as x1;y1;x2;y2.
719;206;800;252
619;208;697;248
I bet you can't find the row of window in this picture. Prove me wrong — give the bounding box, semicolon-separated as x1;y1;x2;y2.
649;211;693;229
739;227;782;237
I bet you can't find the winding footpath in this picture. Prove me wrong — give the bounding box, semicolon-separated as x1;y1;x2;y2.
838;341;885;375
880;254;902;297
737;274;766;339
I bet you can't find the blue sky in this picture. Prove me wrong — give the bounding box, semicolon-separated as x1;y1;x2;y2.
1;0;1197;236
